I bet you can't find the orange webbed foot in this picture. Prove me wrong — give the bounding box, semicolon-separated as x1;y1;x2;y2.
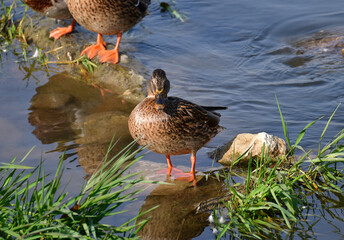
157;167;184;176
98;49;119;64
81;44;106;60
81;33;106;59
49;26;73;40
49;19;76;40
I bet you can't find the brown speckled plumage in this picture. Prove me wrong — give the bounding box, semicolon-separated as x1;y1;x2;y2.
24;0;72;19
129;97;222;155
128;69;227;184
66;0;150;35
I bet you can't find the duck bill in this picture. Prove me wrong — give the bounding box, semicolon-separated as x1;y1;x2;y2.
155;93;165;110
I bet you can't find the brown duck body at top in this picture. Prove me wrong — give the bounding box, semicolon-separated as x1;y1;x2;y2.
66;0;150;35
66;0;150;64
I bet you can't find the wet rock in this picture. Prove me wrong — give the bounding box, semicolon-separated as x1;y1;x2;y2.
270;30;344;68
22;15;148;103
282;55;313;68
212;132;288;165
292;30;344;52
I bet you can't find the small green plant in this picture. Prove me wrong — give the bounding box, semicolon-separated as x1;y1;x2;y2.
158;1;186;22
44;54;99;73
212;101;344;239
0;0;28;44
0;140;158;239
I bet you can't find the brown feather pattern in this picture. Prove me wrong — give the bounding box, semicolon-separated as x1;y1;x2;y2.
66;0;150;35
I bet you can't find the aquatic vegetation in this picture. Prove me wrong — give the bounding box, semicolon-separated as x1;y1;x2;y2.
0;0;27;44
158;1;186;22
0;140;158;239
211;101;344;239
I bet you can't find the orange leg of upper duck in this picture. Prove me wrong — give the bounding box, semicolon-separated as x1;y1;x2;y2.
98;33;122;64
175;153;197;185
157;155;184;176
81;33;106;59
91;83;113;96
49;19;76;40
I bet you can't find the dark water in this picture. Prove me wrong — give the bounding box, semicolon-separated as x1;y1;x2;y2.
1;0;344;239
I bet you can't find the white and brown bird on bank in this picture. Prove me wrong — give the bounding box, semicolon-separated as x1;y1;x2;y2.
128;69;227;185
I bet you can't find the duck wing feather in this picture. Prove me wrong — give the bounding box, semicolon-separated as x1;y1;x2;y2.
168;97;222;129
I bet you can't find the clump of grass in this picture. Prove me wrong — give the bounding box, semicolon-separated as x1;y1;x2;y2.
44;53;99;73
0;0;28;44
0;140;158;239
212;100;344;239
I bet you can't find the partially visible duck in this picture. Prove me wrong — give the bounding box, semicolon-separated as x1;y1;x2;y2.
24;0;76;39
128;69;227;185
66;0;150;64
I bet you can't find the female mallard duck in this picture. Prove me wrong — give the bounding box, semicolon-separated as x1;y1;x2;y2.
66;0;150;64
128;69;227;184
24;0;76;39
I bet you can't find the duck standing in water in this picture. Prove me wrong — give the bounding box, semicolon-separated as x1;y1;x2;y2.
66;0;150;64
24;0;76;39
128;69;227;185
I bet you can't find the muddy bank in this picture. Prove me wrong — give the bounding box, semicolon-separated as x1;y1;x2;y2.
23;15;149;104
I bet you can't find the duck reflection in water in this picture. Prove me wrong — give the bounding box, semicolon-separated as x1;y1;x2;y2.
137;174;227;240
28;72;136;174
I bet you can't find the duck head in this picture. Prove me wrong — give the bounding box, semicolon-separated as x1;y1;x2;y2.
147;69;170;110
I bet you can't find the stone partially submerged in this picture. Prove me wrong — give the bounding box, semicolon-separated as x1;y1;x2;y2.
212;132;288;165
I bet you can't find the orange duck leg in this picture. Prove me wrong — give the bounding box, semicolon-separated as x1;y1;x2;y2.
81;33;106;59
157;155;184;176
49;19;76;40
175;153;197;185
98;33;122;64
